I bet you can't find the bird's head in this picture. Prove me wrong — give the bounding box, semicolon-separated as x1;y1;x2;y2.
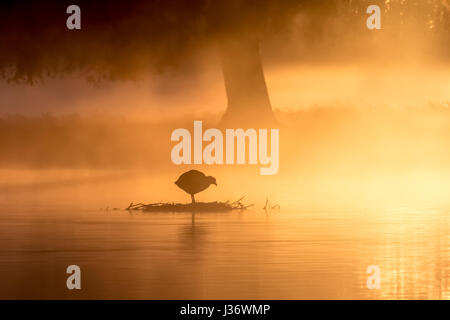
207;176;217;186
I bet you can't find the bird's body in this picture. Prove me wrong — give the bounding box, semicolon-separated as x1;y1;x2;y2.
175;170;217;203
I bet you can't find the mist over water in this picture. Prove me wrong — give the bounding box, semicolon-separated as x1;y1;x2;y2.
0;0;450;299
1;67;450;297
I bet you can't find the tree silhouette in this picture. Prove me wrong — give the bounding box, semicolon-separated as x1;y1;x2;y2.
0;0;341;125
0;1;448;124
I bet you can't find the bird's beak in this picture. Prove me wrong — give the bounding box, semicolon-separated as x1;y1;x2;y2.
213;182;217;186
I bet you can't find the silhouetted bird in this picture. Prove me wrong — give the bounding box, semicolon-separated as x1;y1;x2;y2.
175;170;217;204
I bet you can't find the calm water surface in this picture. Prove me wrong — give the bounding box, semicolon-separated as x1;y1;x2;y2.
0;204;449;299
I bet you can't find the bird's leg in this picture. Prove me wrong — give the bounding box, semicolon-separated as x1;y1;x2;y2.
191;194;196;204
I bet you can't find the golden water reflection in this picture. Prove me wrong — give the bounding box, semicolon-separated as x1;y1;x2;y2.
0;204;449;299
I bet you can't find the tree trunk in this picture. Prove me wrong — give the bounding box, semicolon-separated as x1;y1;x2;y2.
219;35;276;127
